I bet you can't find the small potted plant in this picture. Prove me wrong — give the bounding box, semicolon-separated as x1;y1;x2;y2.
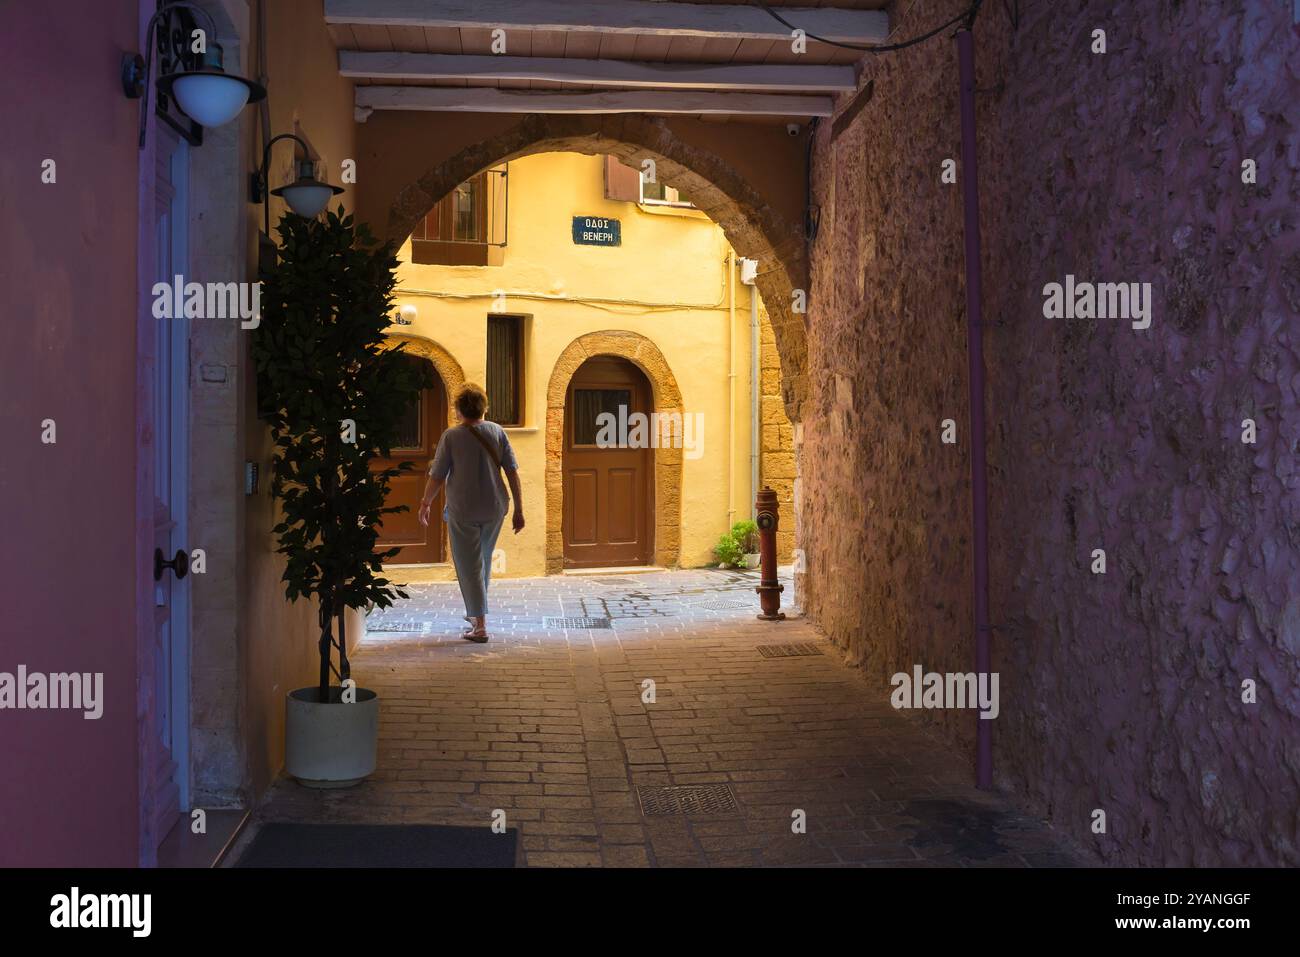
732;520;761;568
713;532;744;568
252;206;433;787
713;520;761;569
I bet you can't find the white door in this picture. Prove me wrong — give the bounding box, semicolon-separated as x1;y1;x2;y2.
148;127;191;848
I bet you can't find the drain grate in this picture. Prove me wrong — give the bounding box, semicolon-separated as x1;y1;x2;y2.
543;616;613;629
694;599;752;610
637;784;738;816
756;642;824;658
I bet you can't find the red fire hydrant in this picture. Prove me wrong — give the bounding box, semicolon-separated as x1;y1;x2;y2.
755;486;785;621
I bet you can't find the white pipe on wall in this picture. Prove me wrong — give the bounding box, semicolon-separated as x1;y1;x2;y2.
749;271;760;520
727;249;736;528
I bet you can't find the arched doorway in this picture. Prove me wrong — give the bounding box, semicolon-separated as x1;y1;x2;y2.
546;331;684;574
373;354;447;563
564;357;654;569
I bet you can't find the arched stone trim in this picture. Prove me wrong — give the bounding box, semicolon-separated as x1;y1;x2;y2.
545;331;684;575
379;114;808;421
384;333;464;426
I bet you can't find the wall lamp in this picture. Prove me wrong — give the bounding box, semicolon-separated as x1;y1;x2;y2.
250;133;345;237
122;1;265;149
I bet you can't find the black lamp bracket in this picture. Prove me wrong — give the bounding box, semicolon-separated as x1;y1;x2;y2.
123;1;223;149
251;133;315;237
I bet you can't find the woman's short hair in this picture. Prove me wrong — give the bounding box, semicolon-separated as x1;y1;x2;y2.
454;382;489;420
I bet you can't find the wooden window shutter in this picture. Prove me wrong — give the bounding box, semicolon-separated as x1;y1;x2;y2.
486;314;523;426
604;156;641;202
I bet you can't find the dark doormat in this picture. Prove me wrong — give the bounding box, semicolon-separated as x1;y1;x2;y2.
235;823;518;868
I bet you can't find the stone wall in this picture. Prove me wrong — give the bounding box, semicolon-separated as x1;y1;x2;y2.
759;302;797;561
803;0;1300;865
186;0;253;812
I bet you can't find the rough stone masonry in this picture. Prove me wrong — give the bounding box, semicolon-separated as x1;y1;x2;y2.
801;0;1300;866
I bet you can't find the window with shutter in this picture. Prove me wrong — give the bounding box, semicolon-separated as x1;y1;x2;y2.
604;156;642;203
603;155;694;207
410;166;508;266
486;314;524;427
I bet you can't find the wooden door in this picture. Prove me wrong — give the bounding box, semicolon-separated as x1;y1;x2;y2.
148;127;190;849
563;357;653;568
374;355;446;563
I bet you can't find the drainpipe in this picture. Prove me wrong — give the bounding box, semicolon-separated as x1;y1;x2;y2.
743;261;760;519
727;249;737;528
957;23;993;790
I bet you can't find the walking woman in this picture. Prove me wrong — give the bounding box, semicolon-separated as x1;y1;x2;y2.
418;383;524;642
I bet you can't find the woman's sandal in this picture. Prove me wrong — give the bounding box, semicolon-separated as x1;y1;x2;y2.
460;625;489;643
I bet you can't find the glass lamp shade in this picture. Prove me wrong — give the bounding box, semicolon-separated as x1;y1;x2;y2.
271;162;345;219
277;184;335;219
156;44;265;130
169;73;252;128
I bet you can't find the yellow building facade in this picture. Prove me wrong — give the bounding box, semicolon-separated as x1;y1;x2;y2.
383;151;794;579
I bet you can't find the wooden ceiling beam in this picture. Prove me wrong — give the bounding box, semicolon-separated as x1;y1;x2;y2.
339;51;858;92
355;85;836;117
324;0;889;45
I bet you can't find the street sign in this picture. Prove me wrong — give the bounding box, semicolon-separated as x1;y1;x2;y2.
572;216;621;246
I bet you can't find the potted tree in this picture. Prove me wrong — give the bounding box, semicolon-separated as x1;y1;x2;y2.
252;206;432;787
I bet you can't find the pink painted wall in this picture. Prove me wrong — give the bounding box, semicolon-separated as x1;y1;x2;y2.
803;0;1300;864
0;0;144;866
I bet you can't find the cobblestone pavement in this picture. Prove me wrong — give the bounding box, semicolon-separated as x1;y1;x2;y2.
248;567;1088;867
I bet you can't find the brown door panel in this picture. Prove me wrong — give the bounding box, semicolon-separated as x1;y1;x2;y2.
375;473;434;546
374;356;446;564
562;357;654;568
567;469;599;545
606;468;637;544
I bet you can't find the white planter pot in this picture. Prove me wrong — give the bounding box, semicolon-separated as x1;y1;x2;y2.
744;553;761;569
285;686;379;788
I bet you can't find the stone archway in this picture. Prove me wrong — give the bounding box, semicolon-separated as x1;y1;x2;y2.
366;114;809;422
385;333;465;427
546;331;684;575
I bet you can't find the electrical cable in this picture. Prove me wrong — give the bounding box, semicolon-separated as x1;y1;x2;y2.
884;0;923;41
392;288;728;315
753;0;982;53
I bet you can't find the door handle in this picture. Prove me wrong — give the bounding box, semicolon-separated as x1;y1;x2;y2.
154;548;189;582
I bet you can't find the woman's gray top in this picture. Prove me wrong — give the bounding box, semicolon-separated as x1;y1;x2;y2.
428;421;519;523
